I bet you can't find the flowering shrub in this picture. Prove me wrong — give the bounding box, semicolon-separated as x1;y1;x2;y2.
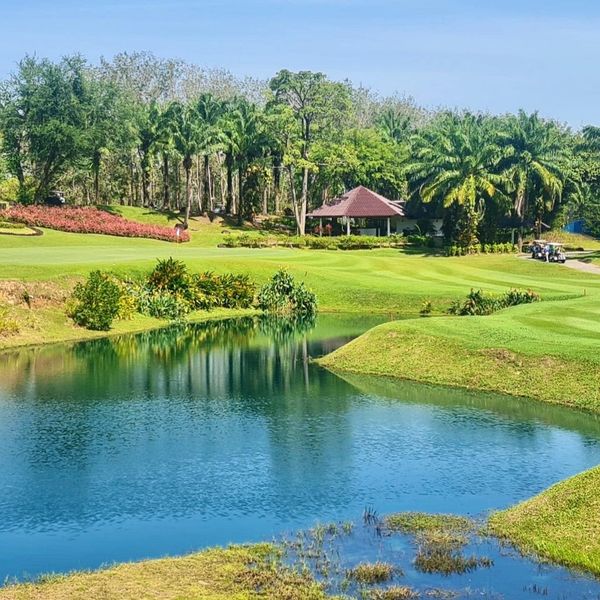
0;206;189;242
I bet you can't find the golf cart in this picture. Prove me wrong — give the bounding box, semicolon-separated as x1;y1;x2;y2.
44;191;66;207
546;243;567;264
529;239;547;260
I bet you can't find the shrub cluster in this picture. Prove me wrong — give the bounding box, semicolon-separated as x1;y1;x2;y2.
0;206;189;242
446;243;516;256
448;288;541;316
68;260;317;330
221;233;412;250
130;258;256;321
257;270;318;317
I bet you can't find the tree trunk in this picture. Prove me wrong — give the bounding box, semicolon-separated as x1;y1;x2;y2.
141;168;150;207
92;150;101;205
287;165;302;235
237;165;244;225
203;155;213;212
196;156;202;214
162;153;170;209
226;150;234;214
273;161;281;214
184;160;192;227
298;166;309;235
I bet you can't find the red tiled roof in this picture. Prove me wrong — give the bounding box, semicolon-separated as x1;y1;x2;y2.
307;186;405;218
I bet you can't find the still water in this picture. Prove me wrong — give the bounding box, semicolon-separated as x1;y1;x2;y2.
0;314;599;585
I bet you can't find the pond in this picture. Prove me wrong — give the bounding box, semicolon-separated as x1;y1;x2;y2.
0;314;599;596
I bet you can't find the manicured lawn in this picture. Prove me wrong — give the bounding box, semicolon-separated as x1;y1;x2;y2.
0;544;333;600
2;228;599;314
318;295;600;412
489;466;600;576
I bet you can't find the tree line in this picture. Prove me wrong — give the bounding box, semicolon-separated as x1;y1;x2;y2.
1;51;599;244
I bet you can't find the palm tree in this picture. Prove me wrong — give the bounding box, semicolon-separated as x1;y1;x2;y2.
498;111;569;242
407;113;508;247
223;99;268;222
136;102;162;207
377;106;412;144
168;102;202;226
196;93;227;212
153;104;177;209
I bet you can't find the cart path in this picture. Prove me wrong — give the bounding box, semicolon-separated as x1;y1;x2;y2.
517;252;600;276
563;258;600;275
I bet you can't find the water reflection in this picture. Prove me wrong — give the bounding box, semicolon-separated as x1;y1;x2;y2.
0;313;599;581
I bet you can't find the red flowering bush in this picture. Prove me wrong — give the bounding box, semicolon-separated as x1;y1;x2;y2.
0;206;189;243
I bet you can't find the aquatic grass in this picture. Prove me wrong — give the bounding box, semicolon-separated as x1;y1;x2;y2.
414;545;492;576
365;586;419;599
346;562;397;584
384;513;473;536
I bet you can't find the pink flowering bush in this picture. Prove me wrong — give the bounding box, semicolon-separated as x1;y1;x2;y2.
0;206;190;243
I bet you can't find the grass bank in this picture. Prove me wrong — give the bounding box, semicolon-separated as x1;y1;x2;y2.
0;544;334;600
0;303;258;351
318;294;600;412
489;466;600;576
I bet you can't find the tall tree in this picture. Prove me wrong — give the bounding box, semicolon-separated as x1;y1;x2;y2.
196;93;226;211
169;102;202;226
0;55;89;202
224;99;268;222
269;70;351;234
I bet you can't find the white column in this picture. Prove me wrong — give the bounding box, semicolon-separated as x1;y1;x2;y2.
387;217;391;237
346;218;350;236
319;218;323;237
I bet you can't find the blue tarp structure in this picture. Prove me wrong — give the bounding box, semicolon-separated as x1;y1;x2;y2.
564;219;585;234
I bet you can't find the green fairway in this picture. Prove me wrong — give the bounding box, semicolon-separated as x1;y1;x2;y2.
1;227;599;314
489;466;600;576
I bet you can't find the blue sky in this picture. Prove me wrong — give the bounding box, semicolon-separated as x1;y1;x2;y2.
2;0;599;126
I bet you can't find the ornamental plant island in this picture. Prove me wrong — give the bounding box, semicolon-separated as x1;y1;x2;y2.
0;206;189;243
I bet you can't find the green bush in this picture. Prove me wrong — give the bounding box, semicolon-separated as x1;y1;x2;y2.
258;270;317;317
420;300;433;317
219;233;407;250
448;289;502;316
0;304;19;335
406;234;430;247
448;288;541;316
446;243;516;256
68;271;122;330
504;288;541;307
136;289;190;321
147;258;190;293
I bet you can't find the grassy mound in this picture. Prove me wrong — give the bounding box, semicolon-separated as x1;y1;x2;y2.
317;295;600;412
489;466;600;576
0;544;333;600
